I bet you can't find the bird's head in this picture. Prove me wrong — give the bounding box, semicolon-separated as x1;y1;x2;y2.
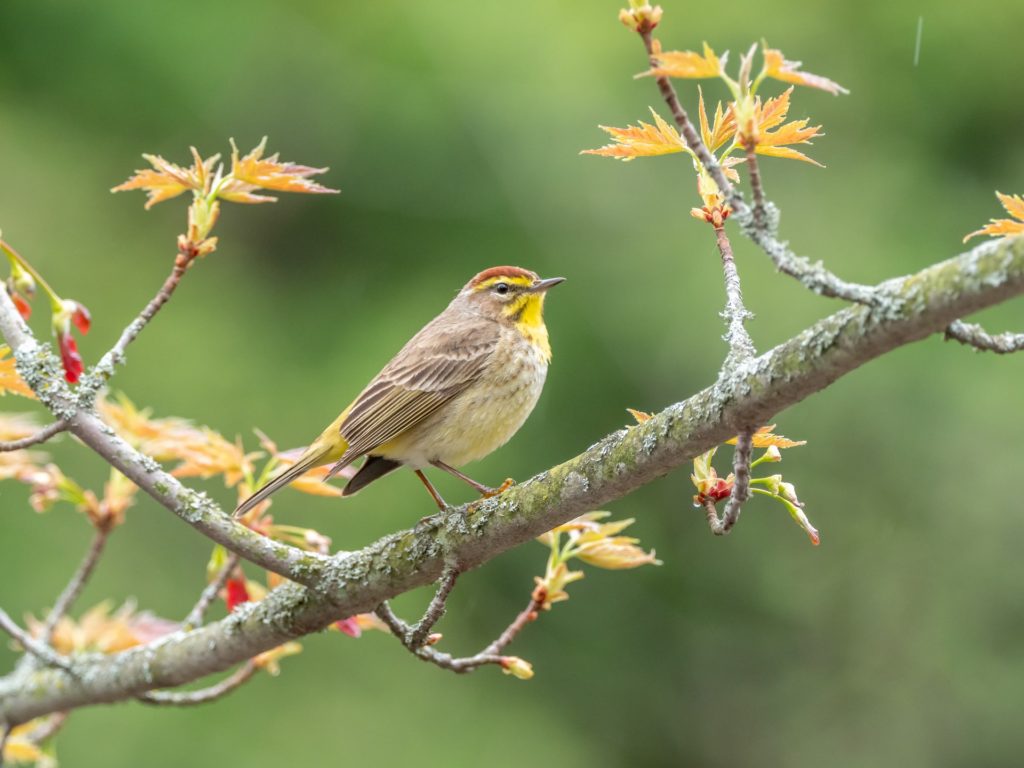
459;266;565;329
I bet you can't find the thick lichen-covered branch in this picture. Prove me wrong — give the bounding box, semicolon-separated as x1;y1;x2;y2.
1;236;1022;725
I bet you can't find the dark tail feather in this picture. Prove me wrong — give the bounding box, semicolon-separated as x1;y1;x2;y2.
234;447;330;518
343;456;401;497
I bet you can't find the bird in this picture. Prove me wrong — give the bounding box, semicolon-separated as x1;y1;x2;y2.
234;266;564;518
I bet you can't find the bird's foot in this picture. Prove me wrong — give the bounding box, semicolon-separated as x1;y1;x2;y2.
479;477;515;499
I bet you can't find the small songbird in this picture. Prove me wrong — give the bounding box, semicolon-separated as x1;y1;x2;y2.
234;266;564;517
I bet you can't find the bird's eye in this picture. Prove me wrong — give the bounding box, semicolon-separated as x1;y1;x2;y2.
494;282;510;295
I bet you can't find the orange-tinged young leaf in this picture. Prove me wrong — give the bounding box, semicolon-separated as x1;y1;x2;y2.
219;137;339;203
756;87;793;133
0;450;47;486
97;392;258;487
0;412;43;442
726;425;806;449
755;121;825;166
254;641;302;676
626;408;652;424
582;109;689;161
575;536;661;569
697;87;737;153
741;88;825;166
763;46;849;96
98;469;138;527
643;41;725;80
0;345;36;399
2;721;46;763
26;600;176;655
112;150;219;209
533;562;585;608
170;431;259;487
964;192;1024;242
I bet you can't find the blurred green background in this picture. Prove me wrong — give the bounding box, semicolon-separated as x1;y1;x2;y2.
2;0;1023;766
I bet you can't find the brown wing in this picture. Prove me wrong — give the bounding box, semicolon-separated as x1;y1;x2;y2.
334;313;499;465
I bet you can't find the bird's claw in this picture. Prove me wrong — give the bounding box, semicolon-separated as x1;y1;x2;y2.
480;477;515;499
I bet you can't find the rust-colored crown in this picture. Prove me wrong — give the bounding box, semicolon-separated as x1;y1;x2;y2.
468;266;539;287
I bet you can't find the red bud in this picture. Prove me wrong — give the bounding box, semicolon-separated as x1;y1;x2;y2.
11;292;31;320
224;578;251;612
58;333;84;383
71;302;91;334
334;617;362;638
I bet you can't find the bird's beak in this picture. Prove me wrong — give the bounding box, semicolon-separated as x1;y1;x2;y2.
528;276;566;293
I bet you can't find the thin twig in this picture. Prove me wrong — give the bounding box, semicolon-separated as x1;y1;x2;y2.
744;144;767;230
183;552;240;630
90;250;194;379
375;603;505;674
704;428;754;535
713;226;755;369
377;591;543;675
481;594;544;656
41;526;110;643
945;320;1024;354
138;661;257;706
0;420;67;453
0;608;71;670
407;567;459;649
709;223;755;535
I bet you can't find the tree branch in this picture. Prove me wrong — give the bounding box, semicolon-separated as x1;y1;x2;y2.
744;144;767;229
375;601;525;675
705;428;753;535
137;661;257;707
0;420;67;452
945;319;1024;354
41;526;110;642
406;567;459;649
1;236;1021;724
480;594;544;657
0;608;71;671
713;226;755;370
710;224;755;533
83;251;194;389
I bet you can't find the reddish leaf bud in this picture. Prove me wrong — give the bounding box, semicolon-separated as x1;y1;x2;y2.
71;302;91;334
11;291;31;320
58;333;84;383
334;617;362;638
224;578;251;612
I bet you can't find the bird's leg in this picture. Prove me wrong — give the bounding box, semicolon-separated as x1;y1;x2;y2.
430;460;514;499
415;469;450;512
